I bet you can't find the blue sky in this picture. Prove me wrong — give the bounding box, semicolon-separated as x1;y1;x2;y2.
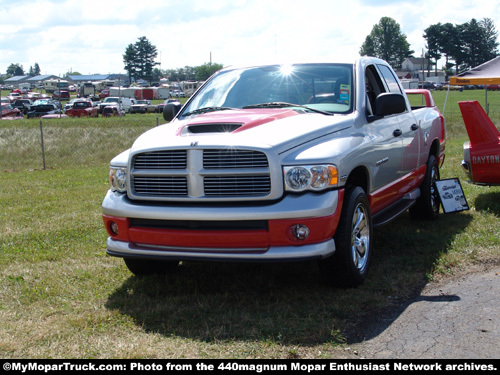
0;0;499;76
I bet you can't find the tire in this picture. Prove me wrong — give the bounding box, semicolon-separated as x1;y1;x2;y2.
410;155;440;220
124;258;179;276
319;186;373;287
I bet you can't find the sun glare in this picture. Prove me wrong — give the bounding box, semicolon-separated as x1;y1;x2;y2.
280;64;294;76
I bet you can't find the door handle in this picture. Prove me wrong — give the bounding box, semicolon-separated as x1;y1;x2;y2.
393;129;402;137
411;124;419;131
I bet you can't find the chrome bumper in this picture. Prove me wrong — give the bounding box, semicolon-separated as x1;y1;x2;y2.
106;237;335;262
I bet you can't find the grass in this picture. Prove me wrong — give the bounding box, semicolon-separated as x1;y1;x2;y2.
1;89;500;358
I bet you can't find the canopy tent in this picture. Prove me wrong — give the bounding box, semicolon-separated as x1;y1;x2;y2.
445;56;500;114
449;56;500;85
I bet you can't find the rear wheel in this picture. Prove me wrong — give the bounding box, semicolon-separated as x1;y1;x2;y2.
410;155;440;220
319;186;373;287
124;258;179;276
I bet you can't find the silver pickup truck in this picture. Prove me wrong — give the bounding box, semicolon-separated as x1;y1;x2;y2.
102;57;446;286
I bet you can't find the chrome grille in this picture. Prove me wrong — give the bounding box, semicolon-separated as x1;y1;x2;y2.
133;150;187;169
131;149;271;200
204;150;268;168
133;176;188;196
204;176;271;196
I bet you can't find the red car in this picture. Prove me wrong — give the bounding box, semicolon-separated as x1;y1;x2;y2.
52;90;70;100
65;100;99;117
1;104;23;118
460;101;500;185
99;89;110;99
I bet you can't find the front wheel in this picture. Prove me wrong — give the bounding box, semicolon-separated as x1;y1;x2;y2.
124;258;179;276
319;186;373;287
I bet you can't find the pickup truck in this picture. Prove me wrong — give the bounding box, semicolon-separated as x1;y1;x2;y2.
129;100;156;114
102;57;446;286
65;99;99;117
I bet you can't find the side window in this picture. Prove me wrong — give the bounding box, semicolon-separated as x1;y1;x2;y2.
365;65;385;116
377;64;402;94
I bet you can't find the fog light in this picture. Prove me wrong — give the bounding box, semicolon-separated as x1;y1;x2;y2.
292;224;310;240
110;221;119;236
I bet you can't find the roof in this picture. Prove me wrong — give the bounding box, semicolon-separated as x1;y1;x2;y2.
27;75;60;82
68;74;111;82
4;75;30;82
449;56;500;85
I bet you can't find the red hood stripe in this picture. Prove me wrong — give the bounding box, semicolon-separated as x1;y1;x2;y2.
176;109;300;135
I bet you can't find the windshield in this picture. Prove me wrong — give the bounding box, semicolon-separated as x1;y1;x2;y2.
182;63;353;117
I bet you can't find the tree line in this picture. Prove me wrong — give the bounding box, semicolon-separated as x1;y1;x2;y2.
360;17;498;74
4;62;41;78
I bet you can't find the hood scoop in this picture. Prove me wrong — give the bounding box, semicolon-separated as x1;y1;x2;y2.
183;123;243;134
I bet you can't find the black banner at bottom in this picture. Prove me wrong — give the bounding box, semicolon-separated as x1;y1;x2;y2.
1;359;498;374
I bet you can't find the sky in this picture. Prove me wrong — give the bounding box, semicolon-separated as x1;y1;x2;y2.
1;0;499;77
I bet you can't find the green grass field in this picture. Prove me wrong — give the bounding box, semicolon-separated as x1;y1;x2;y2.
1;89;500;358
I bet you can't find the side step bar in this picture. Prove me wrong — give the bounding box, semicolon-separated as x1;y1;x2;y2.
372;189;420;228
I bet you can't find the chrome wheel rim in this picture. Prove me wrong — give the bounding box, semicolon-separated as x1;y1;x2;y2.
351;203;370;273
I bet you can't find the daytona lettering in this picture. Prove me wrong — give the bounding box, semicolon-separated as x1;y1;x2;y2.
472;155;500;164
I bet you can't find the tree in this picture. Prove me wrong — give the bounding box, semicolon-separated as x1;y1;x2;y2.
123;43;138;84
33;63;41;76
134;36;159;84
195;63;223;81
6;63;24;76
423;24;442;74
123;37;159;85
28;63;41;77
360;17;414;69
424;18;499;75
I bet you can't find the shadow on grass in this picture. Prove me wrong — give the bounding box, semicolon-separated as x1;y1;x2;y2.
105;211;472;346
474;191;500;216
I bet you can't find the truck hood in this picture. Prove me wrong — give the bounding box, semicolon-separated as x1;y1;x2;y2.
130;108;354;154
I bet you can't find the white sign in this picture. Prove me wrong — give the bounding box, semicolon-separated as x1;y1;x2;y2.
435;178;469;214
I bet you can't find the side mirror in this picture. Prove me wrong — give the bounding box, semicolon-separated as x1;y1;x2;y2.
374;93;407;116
163;102;182;122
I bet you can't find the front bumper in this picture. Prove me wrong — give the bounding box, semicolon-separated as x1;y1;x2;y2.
102;189;342;262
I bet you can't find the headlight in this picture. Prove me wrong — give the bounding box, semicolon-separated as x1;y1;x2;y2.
283;165;338;192
109;166;127;193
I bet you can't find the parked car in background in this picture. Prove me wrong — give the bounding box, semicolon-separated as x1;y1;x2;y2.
1;103;23;118
486;84;500;91
156;98;180;113
7;93;21;102
63;98;79;112
52;90;70;100
11;99;32;114
418;81;437;90
170;90;186;98
99;89;110;99
27;102;60;118
130;100;156;114
98;97;134;113
65;99;99;117
101;105;124;117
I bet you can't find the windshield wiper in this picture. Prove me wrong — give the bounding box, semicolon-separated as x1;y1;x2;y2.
242;102;333;115
182;106;235;117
